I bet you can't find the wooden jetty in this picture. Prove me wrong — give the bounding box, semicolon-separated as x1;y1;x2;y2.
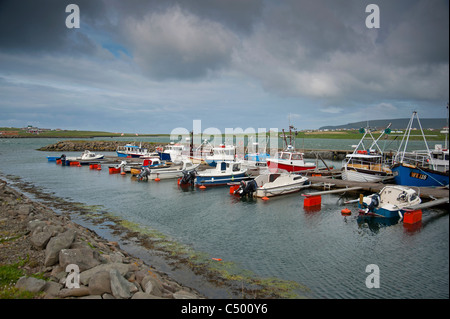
306;175;449;201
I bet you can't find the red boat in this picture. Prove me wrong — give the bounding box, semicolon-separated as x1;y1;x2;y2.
267;145;316;172
267;124;316;172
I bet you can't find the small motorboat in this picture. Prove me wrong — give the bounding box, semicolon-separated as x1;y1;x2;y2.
233;172;310;198
147;160;199;180
195;161;249;186
63;150;105;165
358;185;421;218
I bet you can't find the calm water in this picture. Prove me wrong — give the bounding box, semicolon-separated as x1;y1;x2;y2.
0;137;448;299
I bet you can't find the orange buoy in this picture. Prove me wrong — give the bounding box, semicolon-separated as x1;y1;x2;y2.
97;164;102;170
262;196;269;200
155;177;160;181
212;258;222;261
120;171;126;175
341;208;351;215
199;185;206;189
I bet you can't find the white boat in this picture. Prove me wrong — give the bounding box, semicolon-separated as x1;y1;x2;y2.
66;150;104;162
205;143;236;166
157;142;185;164
341;152;392;182
195;161;249;186
358;185;421;218
233;172;310;198
147;160;199;180
341;125;393;182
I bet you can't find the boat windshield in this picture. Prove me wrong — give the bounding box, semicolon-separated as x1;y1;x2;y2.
291;153;303;160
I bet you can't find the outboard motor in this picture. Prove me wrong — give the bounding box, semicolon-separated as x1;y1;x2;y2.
367;193;380;213
60;154;66;166
179;170;196;185
234;179;257;198
137;167;151;181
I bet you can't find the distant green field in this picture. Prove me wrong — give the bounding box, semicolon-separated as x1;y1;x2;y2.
292;129;447;141
0;128;168;138
0;127;446;141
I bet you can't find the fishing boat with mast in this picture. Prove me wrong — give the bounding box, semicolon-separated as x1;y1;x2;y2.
391;109;449;187
341;124;393;182
266;124;316;172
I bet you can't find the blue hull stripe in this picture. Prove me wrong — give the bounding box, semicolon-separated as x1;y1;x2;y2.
195;173;248;186
392;164;449;187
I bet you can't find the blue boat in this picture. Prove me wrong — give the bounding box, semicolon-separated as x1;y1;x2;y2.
116;144;152;158
195;161;250;186
391;111;449;188
358;185;422;218
391;163;448;187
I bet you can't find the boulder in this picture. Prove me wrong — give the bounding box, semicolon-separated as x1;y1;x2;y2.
17;204;32;216
173;290;200;299
43;281;63;298
15;276;47;293
109;269;137;299
80;262;132;286
59;248;101;272
29;230;52;250
44;229;76;266
88;271;111;295
59;286;90;298
141;274;164;297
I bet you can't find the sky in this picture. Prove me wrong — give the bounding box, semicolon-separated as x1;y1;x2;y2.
0;0;448;134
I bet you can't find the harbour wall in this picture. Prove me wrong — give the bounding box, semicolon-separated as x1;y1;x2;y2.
38;140;352;160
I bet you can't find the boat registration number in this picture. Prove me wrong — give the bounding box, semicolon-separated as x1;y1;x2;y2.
410;172;428;180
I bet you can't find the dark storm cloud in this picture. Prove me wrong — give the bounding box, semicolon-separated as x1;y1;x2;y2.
0;0;110;55
0;0;448;132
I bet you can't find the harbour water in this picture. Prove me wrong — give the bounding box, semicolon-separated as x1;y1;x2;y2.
0;137;448;299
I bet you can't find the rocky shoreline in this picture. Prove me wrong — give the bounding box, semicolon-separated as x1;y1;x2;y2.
38;140;160;152
0;178;203;299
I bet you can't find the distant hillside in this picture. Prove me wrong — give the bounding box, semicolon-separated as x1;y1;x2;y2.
319;118;447;130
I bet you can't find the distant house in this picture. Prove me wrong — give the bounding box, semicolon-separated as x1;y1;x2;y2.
23;125;51;134
0;130;19;136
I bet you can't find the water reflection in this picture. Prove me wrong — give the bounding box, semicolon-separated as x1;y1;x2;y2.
357;215;401;233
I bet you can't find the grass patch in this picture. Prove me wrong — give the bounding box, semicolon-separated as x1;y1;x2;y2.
0;256;46;299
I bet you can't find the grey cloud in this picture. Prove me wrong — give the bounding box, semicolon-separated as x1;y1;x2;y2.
122;5;238;80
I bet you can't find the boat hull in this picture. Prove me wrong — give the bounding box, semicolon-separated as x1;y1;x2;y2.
267;161;315;172
358;204;404;218
195;173;249;186
341;168;385;183
391;163;449;187
117;152;141;158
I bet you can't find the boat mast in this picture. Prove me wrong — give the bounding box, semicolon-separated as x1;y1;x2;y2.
445;103;449;150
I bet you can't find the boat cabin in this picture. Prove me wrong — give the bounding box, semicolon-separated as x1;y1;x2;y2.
216;161;242;173
377;186;420;207
275;151;304;161
344;153;384;172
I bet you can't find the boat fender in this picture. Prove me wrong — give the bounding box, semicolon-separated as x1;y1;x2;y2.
341;208;351;215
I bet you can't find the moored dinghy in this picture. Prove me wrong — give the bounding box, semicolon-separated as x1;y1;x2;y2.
234;172;310;198
358;185;421;218
195;161;249;186
147;160;199;180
